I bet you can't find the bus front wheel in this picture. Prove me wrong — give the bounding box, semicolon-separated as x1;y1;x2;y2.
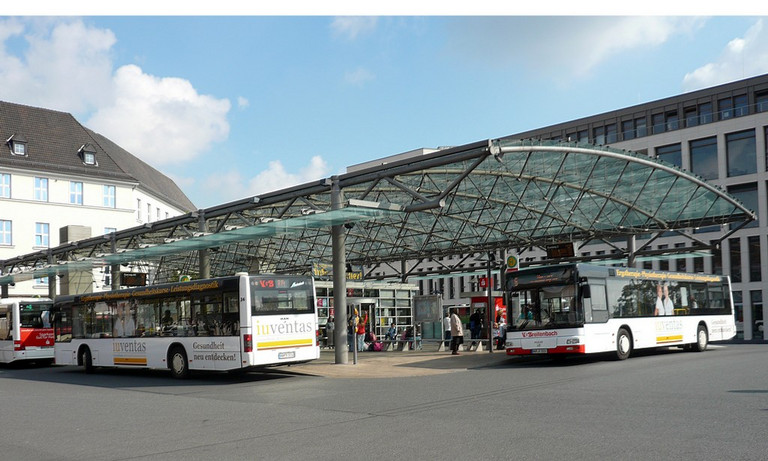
80;347;94;374
615;328;631;360
693;324;708;352
169;346;190;379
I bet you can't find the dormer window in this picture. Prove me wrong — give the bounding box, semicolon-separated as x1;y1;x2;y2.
6;134;28;156
78;143;98;166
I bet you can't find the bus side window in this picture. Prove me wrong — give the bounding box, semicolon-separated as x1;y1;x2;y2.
0;307;8;339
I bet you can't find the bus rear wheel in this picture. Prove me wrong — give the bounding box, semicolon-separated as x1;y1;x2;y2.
80;347;94;374
169;346;190;379
615;328;631;360
693;324;708;352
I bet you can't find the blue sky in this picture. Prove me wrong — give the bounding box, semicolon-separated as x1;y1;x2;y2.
1;14;767;208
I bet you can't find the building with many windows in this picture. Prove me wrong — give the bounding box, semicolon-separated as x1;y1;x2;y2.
0;101;196;296
366;73;768;341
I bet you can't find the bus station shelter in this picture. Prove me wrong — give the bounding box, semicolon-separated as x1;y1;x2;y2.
0;138;756;363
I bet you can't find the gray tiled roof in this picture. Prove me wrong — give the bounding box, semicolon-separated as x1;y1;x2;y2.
0;100;196;212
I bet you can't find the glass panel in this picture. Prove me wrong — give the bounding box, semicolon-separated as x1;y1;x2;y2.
685;107;698;127
622;120;635;140
726;129;756;177
728;183;758;229
652;113;664;134
757;91;768;113
656;143;682;168
729;238;742;283
719;97;733;120
690;137;718;180
636;117;647;137
748;236;761;282
734;94;748;117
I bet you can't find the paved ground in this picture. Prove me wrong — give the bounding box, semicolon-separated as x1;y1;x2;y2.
287;346;514;378
288;337;767;379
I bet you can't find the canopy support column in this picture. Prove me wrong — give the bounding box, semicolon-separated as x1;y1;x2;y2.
198;211;211;279
627;235;636;267
331;177;349;365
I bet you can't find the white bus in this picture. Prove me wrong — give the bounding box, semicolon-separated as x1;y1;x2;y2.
0;298;54;364
53;273;319;378
505;264;736;360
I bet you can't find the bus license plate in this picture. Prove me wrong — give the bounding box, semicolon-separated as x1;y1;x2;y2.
278;351;295;359
531;348;548;354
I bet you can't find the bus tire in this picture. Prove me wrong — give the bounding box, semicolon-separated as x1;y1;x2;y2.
80;347;94;374
693;324;708;352
615;328;631;360
169;346;190;379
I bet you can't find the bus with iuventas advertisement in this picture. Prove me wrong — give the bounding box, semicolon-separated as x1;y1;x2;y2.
52;273;319;378
504;264;735;360
0;297;54;364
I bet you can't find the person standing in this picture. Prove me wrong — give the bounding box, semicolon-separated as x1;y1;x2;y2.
443;312;452;347
356;311;368;352
347;310;359;352
450;309;464;355
469;309;482;339
326;316;335;348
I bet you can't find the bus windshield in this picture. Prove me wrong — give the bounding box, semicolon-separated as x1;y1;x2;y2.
19;302;52;328
509;283;582;330
250;276;314;314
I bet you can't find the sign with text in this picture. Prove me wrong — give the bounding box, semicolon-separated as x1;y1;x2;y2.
121;272;147;287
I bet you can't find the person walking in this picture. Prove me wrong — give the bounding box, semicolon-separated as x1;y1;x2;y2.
443;312;452;348
450;309;464;355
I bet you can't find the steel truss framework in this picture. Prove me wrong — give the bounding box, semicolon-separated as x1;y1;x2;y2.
0;138;756;286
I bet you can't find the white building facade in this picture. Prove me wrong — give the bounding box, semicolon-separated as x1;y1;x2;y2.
0;101;195;296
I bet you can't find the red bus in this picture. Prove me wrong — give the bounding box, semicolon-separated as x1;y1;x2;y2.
0;298;54;364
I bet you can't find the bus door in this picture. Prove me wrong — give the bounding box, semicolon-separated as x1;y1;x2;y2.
582;280;608;323
0;304;11;361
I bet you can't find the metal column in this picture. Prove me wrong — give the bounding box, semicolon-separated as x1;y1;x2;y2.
331;177;349;365
198;211;211;279
627;235;636;267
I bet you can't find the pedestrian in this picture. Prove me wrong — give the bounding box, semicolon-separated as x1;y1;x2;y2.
450;309;464;355
385;322;397;340
469;308;482;339
348;309;359;352
326;316;335;348
356;310;368;352
443;312;452;348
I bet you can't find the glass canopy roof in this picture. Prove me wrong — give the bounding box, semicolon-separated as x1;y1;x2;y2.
1;139;755;285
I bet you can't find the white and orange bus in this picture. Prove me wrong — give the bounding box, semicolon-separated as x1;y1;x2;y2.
53;273;319;378
505;264;736;360
0;298;54;364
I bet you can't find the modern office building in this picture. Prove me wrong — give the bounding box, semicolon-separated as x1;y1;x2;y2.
0;101;196;296
366;73;768;340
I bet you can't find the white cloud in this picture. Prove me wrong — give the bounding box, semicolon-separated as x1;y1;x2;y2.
198;155;331;205
683;19;768;91
247;155;330;196
344;66;375;86
87;64;230;165
0;18;115;114
0;18;231;167
237;96;250;109
447;17;703;80
330;16;377;40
